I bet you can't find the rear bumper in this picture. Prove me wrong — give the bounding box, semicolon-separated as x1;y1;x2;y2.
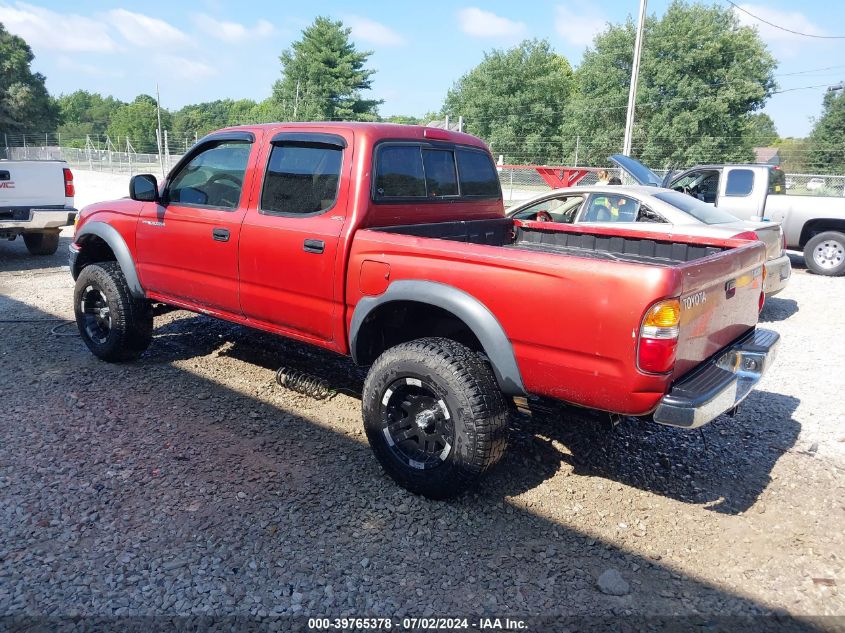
0;208;77;232
764;254;791;297
652;328;779;429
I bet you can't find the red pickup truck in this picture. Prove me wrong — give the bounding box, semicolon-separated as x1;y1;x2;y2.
69;123;779;498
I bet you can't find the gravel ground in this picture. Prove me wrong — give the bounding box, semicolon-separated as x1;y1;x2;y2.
0;234;843;629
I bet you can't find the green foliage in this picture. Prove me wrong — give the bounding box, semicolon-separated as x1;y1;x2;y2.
271;16;381;121
0;22;59;138
562;1;777;168
171;99;260;140
807;88;845;173
443;40;573;164
56;90;125;142
745;113;779;148
382;114;422;125
774;137;811;173
107;95;171;152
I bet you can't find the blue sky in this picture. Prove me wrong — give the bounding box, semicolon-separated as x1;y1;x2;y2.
1;0;843;138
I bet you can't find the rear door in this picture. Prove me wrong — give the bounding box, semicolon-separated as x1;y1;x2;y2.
0;161;66;209
238;131;352;342
135;132;257;314
715;167;765;219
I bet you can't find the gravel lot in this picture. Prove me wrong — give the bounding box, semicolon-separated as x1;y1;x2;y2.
1;223;843;629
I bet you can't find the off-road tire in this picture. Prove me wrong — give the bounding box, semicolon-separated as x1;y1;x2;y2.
73;262;153;362
23;231;60;256
804;231;845;276
362;337;509;499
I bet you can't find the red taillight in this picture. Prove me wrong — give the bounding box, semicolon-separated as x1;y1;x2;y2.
63;168;75;198
782;231;787;251
638;298;680;374
759;290;765;313
733;230;759;241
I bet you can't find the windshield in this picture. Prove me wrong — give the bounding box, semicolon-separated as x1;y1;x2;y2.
653;190;741;224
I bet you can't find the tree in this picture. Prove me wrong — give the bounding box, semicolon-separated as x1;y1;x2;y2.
106;95;171;152
775;137;811;173
0;22;59;139
443;40;574;164
56;90;125;144
271;17;381;121
807;88;845;173
745;113;779;148
562;1;777;167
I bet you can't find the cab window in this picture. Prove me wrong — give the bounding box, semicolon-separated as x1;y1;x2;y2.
725;169;754;197
260;143;343;215
512;195;584;223
581;194;641;222
167;141;250;210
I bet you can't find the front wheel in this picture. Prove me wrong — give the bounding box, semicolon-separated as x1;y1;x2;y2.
23;231;60;256
804;231;845;276
73;262;153;362
362;337;508;499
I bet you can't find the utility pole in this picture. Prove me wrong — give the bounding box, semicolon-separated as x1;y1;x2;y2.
155;83;165;178
623;0;648;156
293;80;301;120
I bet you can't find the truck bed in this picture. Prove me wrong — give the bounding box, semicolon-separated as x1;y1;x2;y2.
372;217;727;265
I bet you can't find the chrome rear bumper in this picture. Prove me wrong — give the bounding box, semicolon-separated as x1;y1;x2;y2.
653;328;779;429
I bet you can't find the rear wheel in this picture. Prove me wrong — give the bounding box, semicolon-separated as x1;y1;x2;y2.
362;337;508;499
804;231;845;276
23;231;60;256
73;262;153;361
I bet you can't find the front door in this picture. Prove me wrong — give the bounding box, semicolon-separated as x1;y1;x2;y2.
239;131;351;343
135;136;256;314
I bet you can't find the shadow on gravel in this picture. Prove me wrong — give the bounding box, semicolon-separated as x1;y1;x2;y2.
787;252;806;271
145;313;801;516
0;295;819;629
0;234;73;273
760;297;799;323
487;391;801;515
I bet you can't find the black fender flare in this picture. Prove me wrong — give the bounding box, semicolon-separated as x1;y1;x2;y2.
349;280;526;396
73;221;144;298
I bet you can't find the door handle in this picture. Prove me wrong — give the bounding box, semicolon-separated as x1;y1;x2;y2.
212;228;230;242
303;238;325;254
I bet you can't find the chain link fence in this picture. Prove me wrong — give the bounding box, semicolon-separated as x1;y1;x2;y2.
4;134;845;202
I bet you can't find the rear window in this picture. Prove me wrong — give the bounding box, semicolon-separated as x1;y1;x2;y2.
653;190;740;224
768;167;786;195
725;169;754;197
374;143;500;200
456;148;501;197
261;143;342;215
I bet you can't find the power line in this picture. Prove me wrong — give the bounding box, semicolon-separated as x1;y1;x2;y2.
725;0;845;39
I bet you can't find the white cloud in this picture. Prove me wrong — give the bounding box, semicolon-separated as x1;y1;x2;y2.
346;15;404;46
734;4;827;56
193;14;274;43
107;9;193;49
154;54;216;81
457;7;526;39
56;55;125;78
0;2;116;52
554;4;607;48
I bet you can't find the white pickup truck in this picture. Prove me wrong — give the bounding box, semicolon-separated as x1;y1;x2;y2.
611;155;845;276
0;160;77;256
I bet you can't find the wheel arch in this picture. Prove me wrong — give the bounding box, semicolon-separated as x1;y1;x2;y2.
799;219;845;248
73;221;144;298
350;280;526;396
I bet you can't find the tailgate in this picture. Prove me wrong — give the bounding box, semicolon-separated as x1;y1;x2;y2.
671;240;766;380
0;161;66;209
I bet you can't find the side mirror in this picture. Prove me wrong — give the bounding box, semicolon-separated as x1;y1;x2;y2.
130;174;159;202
